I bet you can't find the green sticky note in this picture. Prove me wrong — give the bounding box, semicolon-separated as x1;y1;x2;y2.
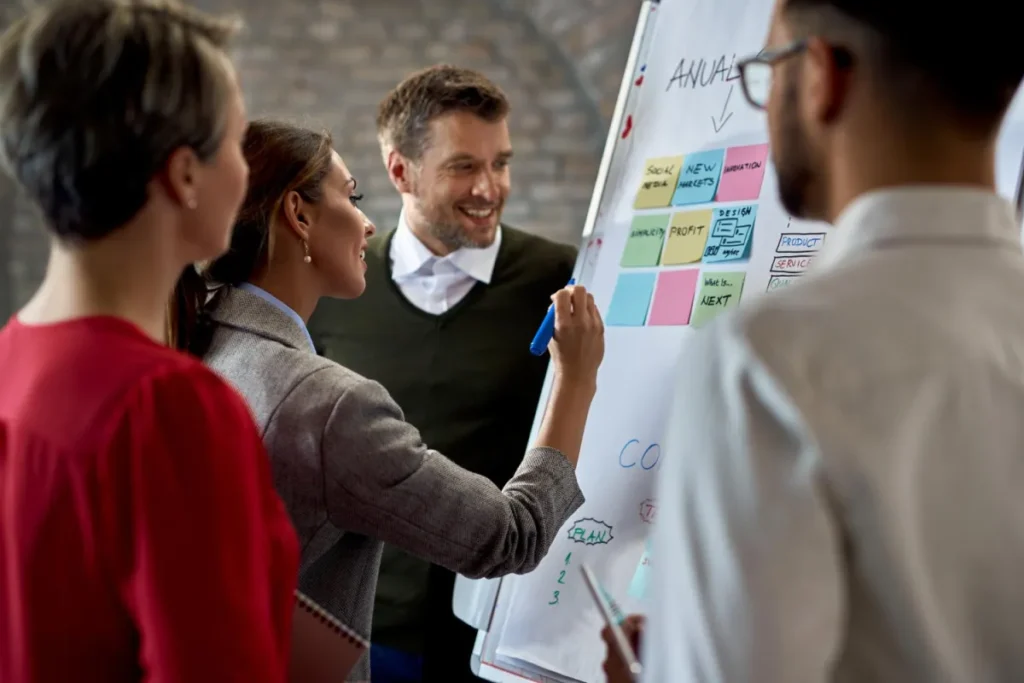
691;271;745;327
620;214;669;267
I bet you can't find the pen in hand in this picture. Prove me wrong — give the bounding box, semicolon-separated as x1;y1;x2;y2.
529;278;576;356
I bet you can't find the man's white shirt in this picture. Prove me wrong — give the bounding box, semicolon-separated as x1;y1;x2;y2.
644;188;1024;682
389;211;502;314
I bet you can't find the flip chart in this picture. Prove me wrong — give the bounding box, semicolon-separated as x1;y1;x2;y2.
468;1;1024;681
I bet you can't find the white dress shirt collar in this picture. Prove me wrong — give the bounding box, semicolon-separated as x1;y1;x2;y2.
390;209;502;284
815;186;1020;271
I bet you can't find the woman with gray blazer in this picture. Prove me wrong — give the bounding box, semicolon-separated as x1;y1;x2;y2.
173;119;604;681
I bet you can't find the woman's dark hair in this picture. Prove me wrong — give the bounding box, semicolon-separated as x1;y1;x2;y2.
172;118;334;356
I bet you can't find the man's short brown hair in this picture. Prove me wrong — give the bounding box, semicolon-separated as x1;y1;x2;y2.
376;64;510;162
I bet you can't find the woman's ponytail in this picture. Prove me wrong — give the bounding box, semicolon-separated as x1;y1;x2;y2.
170;264;218;358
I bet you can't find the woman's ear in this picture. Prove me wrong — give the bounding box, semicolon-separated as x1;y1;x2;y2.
162;146;201;209
281;190;311;241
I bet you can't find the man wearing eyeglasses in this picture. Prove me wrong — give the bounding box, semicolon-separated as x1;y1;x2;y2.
602;0;1024;681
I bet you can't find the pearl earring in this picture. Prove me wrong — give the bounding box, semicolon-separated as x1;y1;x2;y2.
186;197;197;210
303;241;312;264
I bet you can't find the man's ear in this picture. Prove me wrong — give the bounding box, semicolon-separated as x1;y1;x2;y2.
803;36;852;125
386;149;416;194
281;190;311;242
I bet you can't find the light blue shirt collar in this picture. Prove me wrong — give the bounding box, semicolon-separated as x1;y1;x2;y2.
237;282;316;353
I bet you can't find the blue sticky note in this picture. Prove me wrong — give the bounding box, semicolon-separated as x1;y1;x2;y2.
703;204;757;263
628;539;652;600
671;149;725;206
606;272;656;326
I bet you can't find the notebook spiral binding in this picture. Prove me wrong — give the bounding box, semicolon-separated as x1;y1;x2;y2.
294;590;369;649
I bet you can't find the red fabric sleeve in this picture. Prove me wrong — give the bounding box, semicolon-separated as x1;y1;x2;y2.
103;364;296;683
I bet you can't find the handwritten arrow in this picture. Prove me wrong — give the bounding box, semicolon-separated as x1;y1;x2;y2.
711;84;734;133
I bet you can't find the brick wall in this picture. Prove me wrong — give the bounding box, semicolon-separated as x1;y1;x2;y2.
0;0;638;317
507;0;644;121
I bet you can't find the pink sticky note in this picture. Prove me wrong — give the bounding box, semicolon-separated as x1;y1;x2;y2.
716;143;769;202
648;269;700;326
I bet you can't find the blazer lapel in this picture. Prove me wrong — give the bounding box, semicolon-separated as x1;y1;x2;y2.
211;287;311;351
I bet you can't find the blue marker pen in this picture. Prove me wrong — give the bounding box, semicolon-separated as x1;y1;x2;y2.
529;278;576;355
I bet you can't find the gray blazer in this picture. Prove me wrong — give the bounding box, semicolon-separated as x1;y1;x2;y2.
204;287;585;681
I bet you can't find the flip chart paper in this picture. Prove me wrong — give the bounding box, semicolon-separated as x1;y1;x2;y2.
627;539;652;600
767;275;800;292
481;0;853;679
775;232;826;253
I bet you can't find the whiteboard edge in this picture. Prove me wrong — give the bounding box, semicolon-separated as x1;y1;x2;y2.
581;0;659;240
455;3;662;681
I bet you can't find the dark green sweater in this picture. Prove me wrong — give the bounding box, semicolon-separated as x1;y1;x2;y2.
308;225;576;679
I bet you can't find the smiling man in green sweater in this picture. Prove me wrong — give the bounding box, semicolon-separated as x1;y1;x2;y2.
308;65;577;682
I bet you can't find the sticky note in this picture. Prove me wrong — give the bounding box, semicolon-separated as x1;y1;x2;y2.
606;272;657;326
633;156;684;209
620;214;669;267
648;269;700;326
671;149;725;206
661;210;712;265
628;539;652;600
702;204;757;263
691;271;745;327
716;143;769;202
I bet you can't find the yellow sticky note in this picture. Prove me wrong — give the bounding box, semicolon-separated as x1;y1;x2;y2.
661;209;712;265
633;156;684;209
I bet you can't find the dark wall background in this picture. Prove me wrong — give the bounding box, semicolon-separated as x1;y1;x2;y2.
0;0;641;320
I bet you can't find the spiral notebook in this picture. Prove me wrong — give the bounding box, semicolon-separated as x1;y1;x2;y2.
290;590;368;682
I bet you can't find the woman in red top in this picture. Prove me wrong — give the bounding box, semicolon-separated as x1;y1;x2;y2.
0;2;299;682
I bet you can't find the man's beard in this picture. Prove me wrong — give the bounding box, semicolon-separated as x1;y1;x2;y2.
421;201;501;251
774;73;817;220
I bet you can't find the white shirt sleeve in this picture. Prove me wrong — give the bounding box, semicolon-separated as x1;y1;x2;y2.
641;320;845;683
